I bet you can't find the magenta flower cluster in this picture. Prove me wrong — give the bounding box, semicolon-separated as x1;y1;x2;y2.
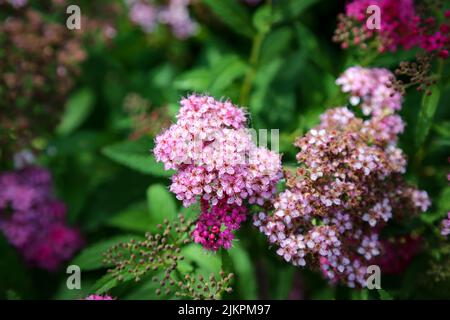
0;166;83;271
344;0;450;58
154;94;282;250
254;67;430;287
192;199;247;251
127;0;196;39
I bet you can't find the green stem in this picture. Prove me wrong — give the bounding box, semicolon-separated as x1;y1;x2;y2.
239;31;266;107
413;58;445;168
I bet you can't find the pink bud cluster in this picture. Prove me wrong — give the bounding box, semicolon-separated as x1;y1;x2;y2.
341;0;450;58
127;0;196;39
0;166;83;271
254;67;430;287
154;94;282;250
192;199;247;251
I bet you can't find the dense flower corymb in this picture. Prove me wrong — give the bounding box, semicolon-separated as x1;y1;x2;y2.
334;0;450;58
154;94;282;250
254;67;430;287
0;166;83;271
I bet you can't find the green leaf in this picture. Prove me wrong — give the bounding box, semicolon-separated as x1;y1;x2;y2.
175;56;247;95
378;289;394;300
260;27;293;64
221;249;233;274
179;202;200;221
181;244;221;274
174;69;211;92
71;235;143;271
102;137;171;176
416;87;441;149
92;273;120;295
0;235;33;299
228;244;258;299
146;184;177;225
272;0;320;23
106;202;153;233
273;266;295;299
253;5;272;34
209;56;247;96
57;88;94;135
202;0;255;38
250;58;283;114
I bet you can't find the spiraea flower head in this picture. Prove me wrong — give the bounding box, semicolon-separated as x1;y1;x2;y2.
154;94;282;250
254;67;430;287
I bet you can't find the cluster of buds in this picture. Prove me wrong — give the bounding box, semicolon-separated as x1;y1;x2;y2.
0;8;85;161
154;94;282;251
333;13;374;50
159;271;233;300
102;216;233;299
123;93;171;140
391;52;437;96
254;67;430;287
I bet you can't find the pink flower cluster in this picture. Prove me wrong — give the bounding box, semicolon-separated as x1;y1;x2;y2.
254;67;430;287
341;0;450;58
127;0;196;39
84;295;114;300
154;94;282;250
192;199;247;251
336;66;405;144
336;66;402;116
442;212;450;237
0;166;83;271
